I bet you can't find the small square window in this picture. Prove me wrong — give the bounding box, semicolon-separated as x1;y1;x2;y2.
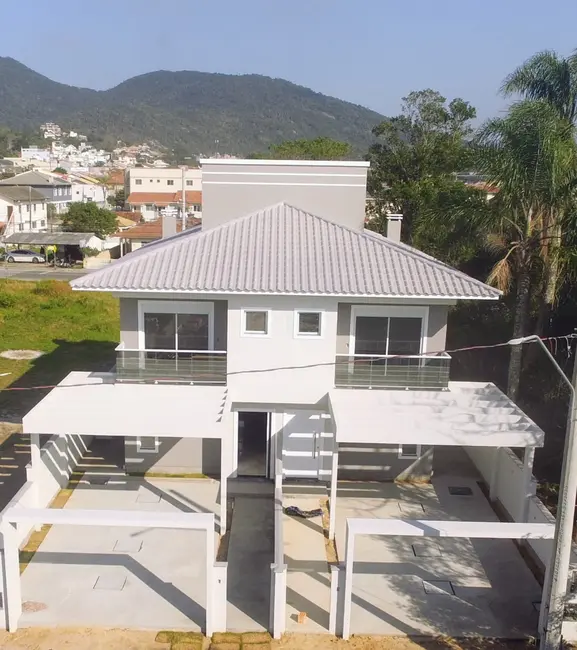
399;444;421;459
137;436;158;453
135;179;142;185
167;180;174;186
186;180;193;186
296;311;321;336
243;310;268;335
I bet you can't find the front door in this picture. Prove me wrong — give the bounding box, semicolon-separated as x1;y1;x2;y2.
281;411;324;479
237;412;269;477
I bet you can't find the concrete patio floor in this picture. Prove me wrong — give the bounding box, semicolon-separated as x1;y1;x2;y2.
19;476;220;631
334;447;543;638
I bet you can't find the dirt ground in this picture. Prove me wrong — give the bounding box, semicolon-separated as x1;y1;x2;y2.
0;628;538;650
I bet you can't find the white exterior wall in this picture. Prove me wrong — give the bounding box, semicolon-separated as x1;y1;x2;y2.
0;199;48;234
70;182;107;206
226;295;338;404
126;167;202;195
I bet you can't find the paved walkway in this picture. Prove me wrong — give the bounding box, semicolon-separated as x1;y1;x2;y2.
226;495;274;631
283;493;331;633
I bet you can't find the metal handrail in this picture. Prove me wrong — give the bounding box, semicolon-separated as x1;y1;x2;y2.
115;344;227;355
335;352;451;359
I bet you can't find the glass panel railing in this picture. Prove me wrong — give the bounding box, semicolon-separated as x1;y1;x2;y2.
334;353;450;389
115;346;227;384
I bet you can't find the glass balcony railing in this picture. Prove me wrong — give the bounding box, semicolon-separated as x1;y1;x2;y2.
115;345;227;384
334;353;451;390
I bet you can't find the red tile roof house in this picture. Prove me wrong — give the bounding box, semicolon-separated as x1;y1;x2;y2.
126;190;202;222
113;216;201;256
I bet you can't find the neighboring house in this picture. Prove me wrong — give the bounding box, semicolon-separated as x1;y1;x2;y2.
126;190;202;222
0;186;48;235
105;169;125;194
67;178;108;206
112;216;201;256
0;170;72;214
125;166;202;196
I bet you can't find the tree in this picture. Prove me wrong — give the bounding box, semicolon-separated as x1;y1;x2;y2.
366;89;479;255
60;202;118;238
250;136;352;160
502;50;577;123
473;99;577;400
107;189;125;209
52;167;67;174
502;49;577;332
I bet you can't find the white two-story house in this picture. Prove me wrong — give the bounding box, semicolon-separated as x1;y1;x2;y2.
23;159;543;501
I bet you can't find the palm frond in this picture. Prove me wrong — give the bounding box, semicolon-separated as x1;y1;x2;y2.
487;257;514;292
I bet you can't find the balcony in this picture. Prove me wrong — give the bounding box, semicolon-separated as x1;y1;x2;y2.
334;353;451;390
115;345;227;385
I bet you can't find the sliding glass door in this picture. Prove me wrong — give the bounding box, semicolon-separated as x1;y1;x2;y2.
144;312;209;358
354;315;423;357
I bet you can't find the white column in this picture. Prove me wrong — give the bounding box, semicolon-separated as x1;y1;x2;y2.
270;563;287;639
329;563;345;635
520;446;536;522
489;447;501;501
212;562;227;632
341;522;355;640
1;523;22;632
29;433;41;477
204;517;216;637
219;440;227;536
329;450;339;540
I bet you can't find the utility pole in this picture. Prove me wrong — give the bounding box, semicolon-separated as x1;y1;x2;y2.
541;340;577;649
180;165;188;231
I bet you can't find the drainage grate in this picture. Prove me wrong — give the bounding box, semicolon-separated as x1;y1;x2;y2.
448;486;473;496
423;580;455;595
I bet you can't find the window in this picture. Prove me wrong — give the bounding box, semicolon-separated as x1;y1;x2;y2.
149;179;153;183
40;220;46;227
18;223;24;232
145;203;154;210
398;444;421;459
137;436;158;453
25;205;29;212
186;180;193;186
32;221;37;228
135;179;142;185
351;307;427;357
295;311;322;337
139;300;214;354
33;204;37;212
192;203;201;212
242;310;269;336
167;179;174;186
157;179;160;183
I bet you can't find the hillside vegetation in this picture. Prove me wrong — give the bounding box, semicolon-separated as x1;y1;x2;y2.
0;58;383;155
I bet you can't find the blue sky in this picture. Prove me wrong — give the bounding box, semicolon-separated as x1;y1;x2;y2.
3;0;577;121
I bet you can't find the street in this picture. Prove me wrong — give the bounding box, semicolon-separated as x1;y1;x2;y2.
0;263;88;282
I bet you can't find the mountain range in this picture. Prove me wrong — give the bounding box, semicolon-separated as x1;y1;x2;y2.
0;57;384;156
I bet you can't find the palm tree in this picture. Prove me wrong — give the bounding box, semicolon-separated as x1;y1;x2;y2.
474;100;577;400
502;50;577;123
502;51;577;332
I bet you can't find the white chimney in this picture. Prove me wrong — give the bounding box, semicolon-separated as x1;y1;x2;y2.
161;206;178;238
386;213;403;243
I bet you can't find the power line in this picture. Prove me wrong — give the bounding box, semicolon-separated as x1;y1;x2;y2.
0;333;576;392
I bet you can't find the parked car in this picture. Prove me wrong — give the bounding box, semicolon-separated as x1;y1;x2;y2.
3;249;46;264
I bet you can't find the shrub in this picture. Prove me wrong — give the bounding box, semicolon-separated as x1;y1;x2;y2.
0;292;17;308
81;247;100;258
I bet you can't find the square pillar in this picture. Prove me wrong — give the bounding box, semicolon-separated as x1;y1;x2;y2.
204;517;216;637
329;450;339;540
219;441;227;536
520;446;536;522
341;521;355;640
1;523;22;632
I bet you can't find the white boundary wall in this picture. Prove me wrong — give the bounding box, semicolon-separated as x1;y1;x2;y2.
3;434;92;546
465;446;577;571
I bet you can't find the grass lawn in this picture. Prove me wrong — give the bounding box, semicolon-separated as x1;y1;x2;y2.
0;279;119;421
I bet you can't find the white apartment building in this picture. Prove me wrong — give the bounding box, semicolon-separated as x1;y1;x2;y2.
0;187;48;234
125;167;202;195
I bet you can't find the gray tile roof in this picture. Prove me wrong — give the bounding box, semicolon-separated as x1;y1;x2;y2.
0;186;46;203
71;203;501;299
0;170;69;187
4;232;101;246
